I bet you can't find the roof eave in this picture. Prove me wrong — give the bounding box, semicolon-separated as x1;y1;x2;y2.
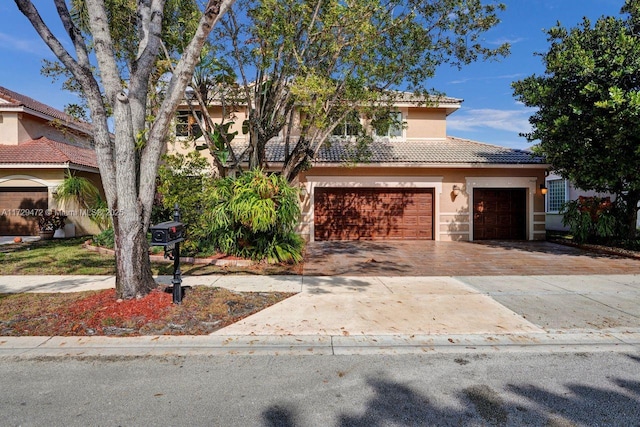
307;161;549;168
0;162;99;173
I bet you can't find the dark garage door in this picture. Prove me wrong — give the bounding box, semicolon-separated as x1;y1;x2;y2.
0;187;48;235
314;188;433;241
473;188;526;240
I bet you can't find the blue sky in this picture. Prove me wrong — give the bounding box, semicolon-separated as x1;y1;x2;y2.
0;0;626;150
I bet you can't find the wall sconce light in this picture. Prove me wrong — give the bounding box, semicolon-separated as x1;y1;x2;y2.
539;184;548;195
298;183;309;202
452;185;461;198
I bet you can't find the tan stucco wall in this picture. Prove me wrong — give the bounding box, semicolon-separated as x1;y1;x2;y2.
299;165;547;242
0;169;103;236
405;108;447;139
18;115;92;146
0;112;20;145
0;112;92;147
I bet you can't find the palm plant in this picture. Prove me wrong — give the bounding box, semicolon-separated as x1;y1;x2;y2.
202;169;304;263
55;171;109;230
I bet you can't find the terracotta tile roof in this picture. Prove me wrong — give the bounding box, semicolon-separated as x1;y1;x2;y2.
0;86;93;134
233;136;545;165
0;137;98;169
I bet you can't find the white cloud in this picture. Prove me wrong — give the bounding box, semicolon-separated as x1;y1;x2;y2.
0;33;52;57
449;73;525;85
489;37;526;46
447;108;533;134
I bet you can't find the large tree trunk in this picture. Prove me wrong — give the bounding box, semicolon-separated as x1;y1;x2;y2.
111;92;156;298
113;215;155;299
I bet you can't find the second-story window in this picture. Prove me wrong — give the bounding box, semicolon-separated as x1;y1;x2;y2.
332;111;362;137
176;110;203;139
388;111;403;137
372;111;403;138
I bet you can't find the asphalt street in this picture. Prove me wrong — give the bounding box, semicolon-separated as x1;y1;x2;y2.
1;352;639;426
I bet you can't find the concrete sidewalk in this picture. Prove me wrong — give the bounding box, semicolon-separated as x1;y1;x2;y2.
1;274;640;356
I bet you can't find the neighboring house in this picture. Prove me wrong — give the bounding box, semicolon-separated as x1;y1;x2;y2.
170;94;549;242
0;86;103;237
545;173;640;231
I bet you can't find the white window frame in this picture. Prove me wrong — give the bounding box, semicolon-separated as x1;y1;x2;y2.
372;111;404;139
387;111;403;138
545;178;568;214
332;111;362;137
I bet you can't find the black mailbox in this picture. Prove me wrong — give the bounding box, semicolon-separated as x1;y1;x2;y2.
150;221;185;245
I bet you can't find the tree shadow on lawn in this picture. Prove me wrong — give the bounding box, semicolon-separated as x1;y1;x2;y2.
1;238;301;276
1;250;116;275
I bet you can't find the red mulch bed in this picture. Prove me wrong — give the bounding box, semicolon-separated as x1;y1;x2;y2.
0;286;294;336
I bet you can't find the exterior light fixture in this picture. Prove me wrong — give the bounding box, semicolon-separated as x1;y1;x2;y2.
452;184;461;197
539;184;548;195
299;183;309;202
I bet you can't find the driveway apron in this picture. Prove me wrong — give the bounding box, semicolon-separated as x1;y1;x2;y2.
214;241;640;337
212;275;545;336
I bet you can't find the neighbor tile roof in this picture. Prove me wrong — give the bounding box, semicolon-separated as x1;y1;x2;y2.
0;86;93;134
244;136;544;165
0;137;98;169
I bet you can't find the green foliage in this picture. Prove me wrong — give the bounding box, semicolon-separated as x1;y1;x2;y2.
207;121;237;165
561;197;617;244
202;169;303;263
92;228;115;249
157;151;211;255
512;1;640;237
156;158;304;262
55;172;110;230
218;0;509;180
88;197;112;231
55;173;100;208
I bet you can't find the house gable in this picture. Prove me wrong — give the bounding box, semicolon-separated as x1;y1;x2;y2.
0;87;102;237
0;86;93;147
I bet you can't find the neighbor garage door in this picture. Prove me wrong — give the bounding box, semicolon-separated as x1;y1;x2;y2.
473;188;526;240
314;188;433;241
0;187;48;235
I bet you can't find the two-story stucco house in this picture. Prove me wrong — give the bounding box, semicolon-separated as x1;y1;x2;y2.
171;93;549;242
0;86;103;236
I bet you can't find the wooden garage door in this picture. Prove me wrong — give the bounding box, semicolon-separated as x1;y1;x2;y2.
314;188;433;241
473;188;526;240
0;187;48;235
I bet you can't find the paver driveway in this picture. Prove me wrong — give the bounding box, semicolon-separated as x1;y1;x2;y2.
303;240;640;276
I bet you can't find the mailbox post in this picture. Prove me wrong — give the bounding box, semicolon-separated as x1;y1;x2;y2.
150;204;185;304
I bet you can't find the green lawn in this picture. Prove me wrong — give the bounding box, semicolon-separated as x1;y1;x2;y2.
0;238;116;275
0;238;300;276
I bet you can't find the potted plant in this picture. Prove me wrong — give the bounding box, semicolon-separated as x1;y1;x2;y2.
38;210;66;240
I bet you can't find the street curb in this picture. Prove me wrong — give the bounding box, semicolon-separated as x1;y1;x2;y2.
2;332;639;358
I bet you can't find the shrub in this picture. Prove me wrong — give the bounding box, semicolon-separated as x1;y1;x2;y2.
561;196;616;244
92;228;115;249
202;169;304;263
157;152;211;255
55;172;110;230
